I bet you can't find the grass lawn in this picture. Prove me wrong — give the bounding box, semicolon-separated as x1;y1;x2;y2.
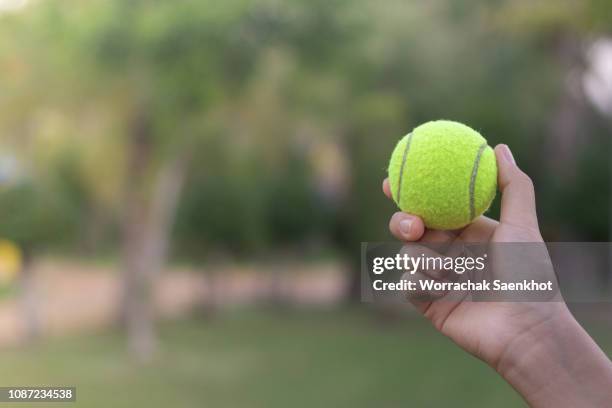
2;307;607;407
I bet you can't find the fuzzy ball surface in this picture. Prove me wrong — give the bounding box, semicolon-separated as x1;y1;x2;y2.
388;120;497;230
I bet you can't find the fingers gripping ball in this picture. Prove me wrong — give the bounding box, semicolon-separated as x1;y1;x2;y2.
388;120;497;230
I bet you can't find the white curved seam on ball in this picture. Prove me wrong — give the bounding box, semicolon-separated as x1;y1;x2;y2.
396;132;413;206
469;143;488;221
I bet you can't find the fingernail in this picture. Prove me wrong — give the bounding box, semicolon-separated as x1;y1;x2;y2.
500;144;516;165
400;218;412;236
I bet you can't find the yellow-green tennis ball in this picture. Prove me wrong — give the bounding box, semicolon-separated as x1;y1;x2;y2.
388;120;497;230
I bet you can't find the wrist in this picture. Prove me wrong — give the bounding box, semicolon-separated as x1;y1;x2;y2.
495;303;574;378
497;304;612;407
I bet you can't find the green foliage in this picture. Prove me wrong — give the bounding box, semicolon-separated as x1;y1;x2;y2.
174;145;326;257
0;181;78;250
1;0;610;257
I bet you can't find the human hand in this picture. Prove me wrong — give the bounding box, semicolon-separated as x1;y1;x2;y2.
383;144;612;407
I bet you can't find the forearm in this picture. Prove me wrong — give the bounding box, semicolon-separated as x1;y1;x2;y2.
498;308;612;407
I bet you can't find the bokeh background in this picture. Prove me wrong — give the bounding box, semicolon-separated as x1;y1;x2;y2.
0;0;611;407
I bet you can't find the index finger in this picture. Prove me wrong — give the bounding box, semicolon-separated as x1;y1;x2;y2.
382;178;392;199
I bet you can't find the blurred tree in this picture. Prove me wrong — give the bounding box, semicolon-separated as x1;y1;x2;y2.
0;0;609;344
0;0;265;360
489;0;612;240
0;12;82;339
0;176;79;340
67;0;262;361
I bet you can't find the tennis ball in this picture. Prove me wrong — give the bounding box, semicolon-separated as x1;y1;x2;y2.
388;120;497;230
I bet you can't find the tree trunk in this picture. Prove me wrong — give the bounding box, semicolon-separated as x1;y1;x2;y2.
120;111;156;362
546;34;587;179
120;109;190;363
141;154;188;278
79;203;108;256
18;248;40;342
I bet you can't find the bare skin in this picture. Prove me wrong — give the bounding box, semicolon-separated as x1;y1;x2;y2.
383;144;612;407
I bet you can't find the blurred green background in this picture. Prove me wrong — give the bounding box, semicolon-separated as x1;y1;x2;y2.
0;0;611;406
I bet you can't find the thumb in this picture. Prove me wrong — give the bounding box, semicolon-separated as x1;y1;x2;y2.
495;144;540;233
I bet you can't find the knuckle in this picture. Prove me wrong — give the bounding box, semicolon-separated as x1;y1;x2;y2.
516;171;535;191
